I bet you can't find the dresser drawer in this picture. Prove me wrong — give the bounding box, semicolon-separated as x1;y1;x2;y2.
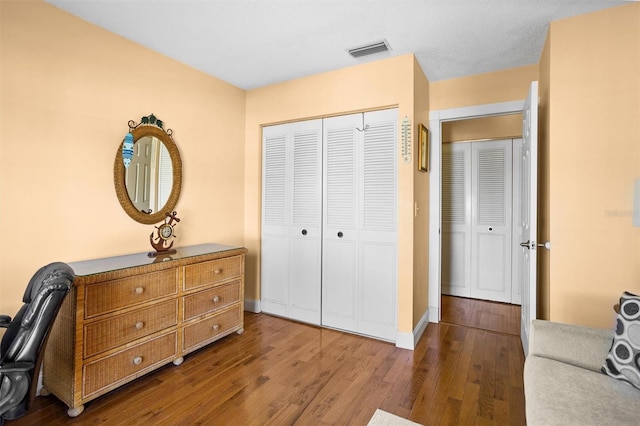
183;255;242;291
84;300;178;358
84;269;178;318
182;305;242;352
183;280;241;322
83;332;177;398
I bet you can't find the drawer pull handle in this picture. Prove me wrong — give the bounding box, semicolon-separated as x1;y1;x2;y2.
212;324;220;331
212;295;220;303
134;287;144;295
134;321;144;330
214;269;222;275
133;356;143;365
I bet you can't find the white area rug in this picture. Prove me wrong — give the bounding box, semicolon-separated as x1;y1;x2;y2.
367;409;421;426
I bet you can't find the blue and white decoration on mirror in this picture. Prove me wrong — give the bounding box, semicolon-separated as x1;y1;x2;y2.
122;132;134;168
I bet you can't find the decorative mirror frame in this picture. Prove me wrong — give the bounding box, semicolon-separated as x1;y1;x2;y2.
114;115;183;224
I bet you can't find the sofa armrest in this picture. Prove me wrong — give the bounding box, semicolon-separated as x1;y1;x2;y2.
529;319;614;373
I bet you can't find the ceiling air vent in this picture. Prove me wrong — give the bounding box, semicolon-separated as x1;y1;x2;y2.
348;40;391;58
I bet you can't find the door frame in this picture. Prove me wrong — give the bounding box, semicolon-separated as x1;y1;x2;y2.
428;100;525;323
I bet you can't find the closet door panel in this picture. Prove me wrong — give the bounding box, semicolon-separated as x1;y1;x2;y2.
475;233;508;292
358;109;397;340
261;127;290;316
260;236;289;316
470;140;512;303
322;113;360;331
289;235;321;323
322;239;357;329
359;242;396;340
288;122;322;324
441;143;471;297
261;120;322;324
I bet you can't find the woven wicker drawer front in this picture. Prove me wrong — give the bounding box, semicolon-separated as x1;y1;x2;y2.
83;331;177;398
183;280;241;322
84;300;178;358
85;269;178;318
182;305;242;352
183;256;242;290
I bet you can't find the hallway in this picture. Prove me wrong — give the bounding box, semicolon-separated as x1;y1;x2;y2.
441;295;521;336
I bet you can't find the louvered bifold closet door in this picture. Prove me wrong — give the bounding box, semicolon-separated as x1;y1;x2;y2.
322;109;398;341
357;109;397;341
261;119;323;324
441;143;472;297
322;113;360;332
470;140;513;302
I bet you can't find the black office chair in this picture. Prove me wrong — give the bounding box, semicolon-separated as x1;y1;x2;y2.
0;262;74;424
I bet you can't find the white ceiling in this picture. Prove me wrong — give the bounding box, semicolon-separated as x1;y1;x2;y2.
45;0;629;90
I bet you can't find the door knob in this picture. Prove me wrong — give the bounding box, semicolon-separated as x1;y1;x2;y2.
520;240;551;250
337;231;343;238
301;229;307;236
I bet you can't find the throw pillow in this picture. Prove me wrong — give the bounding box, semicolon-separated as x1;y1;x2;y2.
602;291;640;389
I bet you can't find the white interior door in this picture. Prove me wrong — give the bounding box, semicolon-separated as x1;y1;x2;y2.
441;143;471;297
261;128;289;318
470;140;513;302
357;109;397;341
289;123;323;324
511;138;523;305
126;136;153;213
322;113;360;332
322;109;397;341
261;120;323;325
520;81;539;356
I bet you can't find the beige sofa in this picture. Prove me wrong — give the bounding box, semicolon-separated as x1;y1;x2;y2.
524;319;640;425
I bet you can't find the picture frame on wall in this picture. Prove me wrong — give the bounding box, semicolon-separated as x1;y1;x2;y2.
418;123;429;172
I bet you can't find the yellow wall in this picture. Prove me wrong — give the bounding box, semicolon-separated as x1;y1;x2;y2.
0;1;246;314
442;115;522;143
413;58;430;326
430;65;539;111
4;0;635;335
245;54;426;333
544;3;640;327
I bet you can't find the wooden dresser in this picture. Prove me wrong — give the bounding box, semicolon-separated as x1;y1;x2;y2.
43;243;247;417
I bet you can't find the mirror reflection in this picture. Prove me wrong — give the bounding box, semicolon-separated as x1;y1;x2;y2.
114;114;182;225
125;135;173;214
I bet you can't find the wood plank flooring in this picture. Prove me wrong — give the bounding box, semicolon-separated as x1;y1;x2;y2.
441;295;521;336
10;312;525;425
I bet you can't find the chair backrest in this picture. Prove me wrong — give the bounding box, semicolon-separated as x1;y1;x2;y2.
0;262;74;364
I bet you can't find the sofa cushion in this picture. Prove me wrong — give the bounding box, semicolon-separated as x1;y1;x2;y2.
525;355;640;426
602;291;640;389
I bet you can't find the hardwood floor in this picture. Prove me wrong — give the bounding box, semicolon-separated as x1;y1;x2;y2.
441;295;521;336
11;312;525;425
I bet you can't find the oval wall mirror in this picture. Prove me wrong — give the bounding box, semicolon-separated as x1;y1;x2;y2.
114;114;182;224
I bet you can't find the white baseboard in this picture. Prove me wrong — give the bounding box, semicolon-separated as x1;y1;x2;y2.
250;300;430;350
429;305;440;323
244;298;261;313
395;308;430;350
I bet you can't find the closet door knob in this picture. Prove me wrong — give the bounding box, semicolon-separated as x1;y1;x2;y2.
337;231;343;238
301;229;307;236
